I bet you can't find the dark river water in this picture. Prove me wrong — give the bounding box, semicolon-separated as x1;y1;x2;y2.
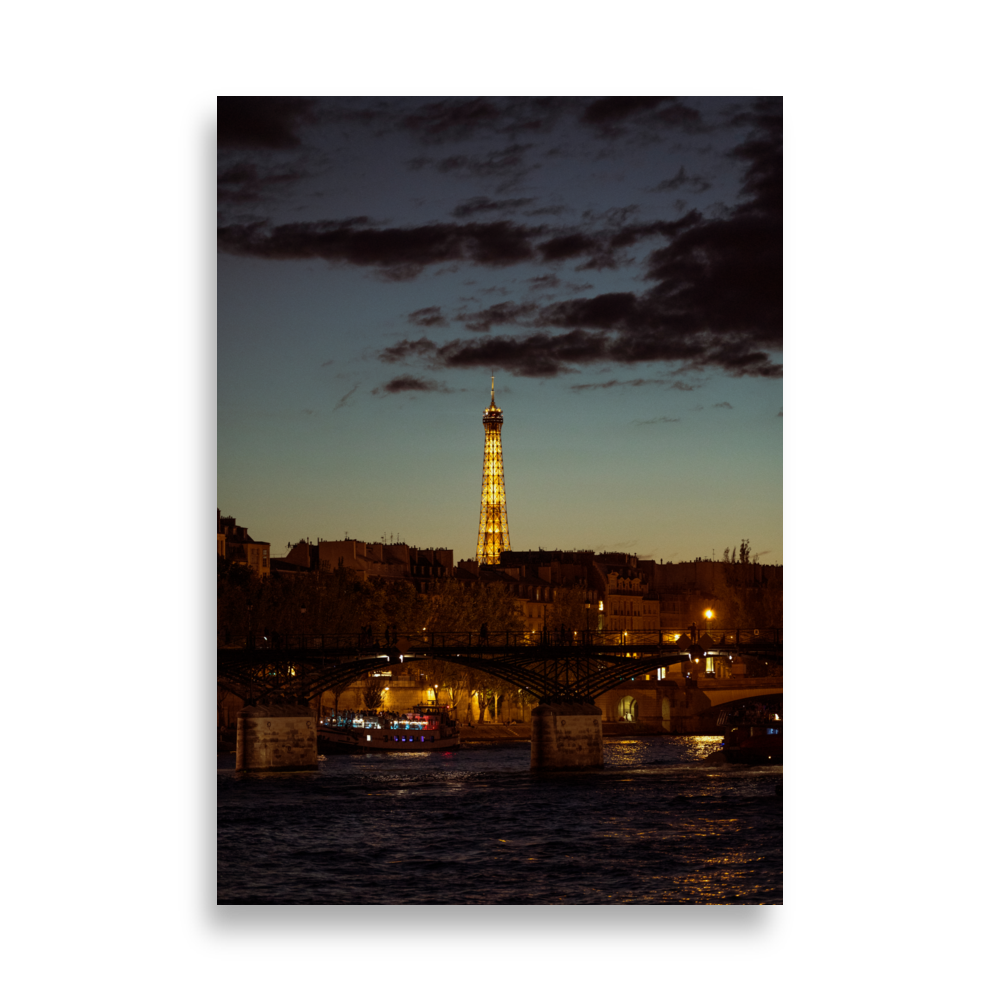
217;735;782;905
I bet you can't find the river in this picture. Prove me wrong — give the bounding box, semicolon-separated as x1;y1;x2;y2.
217;734;782;904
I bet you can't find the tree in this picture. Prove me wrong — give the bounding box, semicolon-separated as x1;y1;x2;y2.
718;540;782;627
548;584;589;633
360;672;387;711
423;579;523;641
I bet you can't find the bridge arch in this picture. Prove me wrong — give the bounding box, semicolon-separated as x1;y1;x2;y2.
615;695;638;722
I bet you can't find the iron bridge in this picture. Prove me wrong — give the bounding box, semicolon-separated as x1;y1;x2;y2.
217;628;782;704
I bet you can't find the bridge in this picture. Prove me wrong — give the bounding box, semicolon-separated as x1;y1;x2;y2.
218;628;782;772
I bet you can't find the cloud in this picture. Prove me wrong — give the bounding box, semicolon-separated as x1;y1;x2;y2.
378;98;783;378
379;337;439;363
437;144;533;177
580;97;703;135
581;96;671;126
452;196;536;219
651;166;711;194
399;98;507;142
570;378;667;391
333;383;360;411
713;401;734;409
408;306;448;327
217;159;310;204
428;144;539;191
218;218;545;280
380;329;610;378
777;410;783;417
218;97;319;149
528;274;561;290
632;416;681;425
525;204;570;217
456;301;538;332
221;99;783;380
371;376;453;395
399;97;569;143
218;212;699;280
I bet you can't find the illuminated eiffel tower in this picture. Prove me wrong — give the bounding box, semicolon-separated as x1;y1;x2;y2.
476;376;511;565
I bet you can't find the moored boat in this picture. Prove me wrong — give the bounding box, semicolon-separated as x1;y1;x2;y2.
318;704;461;753
718;702;782;765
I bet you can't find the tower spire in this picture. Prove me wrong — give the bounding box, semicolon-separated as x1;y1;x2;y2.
476;378;511;565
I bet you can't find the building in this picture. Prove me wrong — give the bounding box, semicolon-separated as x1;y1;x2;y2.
270;536;456;591
217;510;270;576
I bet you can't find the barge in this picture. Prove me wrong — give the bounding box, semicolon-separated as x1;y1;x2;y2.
318;704;460;753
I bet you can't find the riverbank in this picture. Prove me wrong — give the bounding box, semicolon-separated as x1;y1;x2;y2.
458;721;668;741
216;719;675;752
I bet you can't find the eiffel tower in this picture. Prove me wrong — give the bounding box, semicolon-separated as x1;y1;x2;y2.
476;376;511;565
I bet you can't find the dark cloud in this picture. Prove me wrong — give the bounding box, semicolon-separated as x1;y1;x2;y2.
437;144;533;177
371;375;453;395
632;416;681;425
333;384;360;411
456;301;538;332
217;160;310;204
652;103;704;130
537;231;603;263
217;213;681;279
378;337;438;363
399;97;569;143
713;401;734;409
581;97;703;135
218;97;319;149
408;306;448;328
651;166;711;194
570;378;667;390
400;98;506;141
581;97;671;126
528;274;561;289
427;144;538;191
221;99;782;380
381;329;609;378
525;204;570;216
218;219;544;279
383;97;781;378
452;196;536;219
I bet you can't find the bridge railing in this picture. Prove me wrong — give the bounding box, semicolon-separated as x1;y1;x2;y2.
219;627;782;651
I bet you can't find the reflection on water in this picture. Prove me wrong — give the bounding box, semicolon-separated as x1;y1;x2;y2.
218;735;781;905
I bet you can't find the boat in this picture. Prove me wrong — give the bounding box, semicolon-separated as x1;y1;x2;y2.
720;721;782;764
317;704;461;753
718;703;782;765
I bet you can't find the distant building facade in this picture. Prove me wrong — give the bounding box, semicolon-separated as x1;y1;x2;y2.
270;537;456;592
218;510;270;576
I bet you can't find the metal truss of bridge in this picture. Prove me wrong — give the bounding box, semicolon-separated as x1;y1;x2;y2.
217;628;782;705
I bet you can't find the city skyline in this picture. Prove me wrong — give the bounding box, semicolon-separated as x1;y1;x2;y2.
218;97;782;563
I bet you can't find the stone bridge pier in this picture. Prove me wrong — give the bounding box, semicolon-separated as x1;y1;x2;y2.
235;702;318;774
530;700;603;770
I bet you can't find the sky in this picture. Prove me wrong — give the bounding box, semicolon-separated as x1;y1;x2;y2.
218;96;782;564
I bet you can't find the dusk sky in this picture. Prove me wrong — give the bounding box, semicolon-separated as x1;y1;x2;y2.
218;97;782;564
